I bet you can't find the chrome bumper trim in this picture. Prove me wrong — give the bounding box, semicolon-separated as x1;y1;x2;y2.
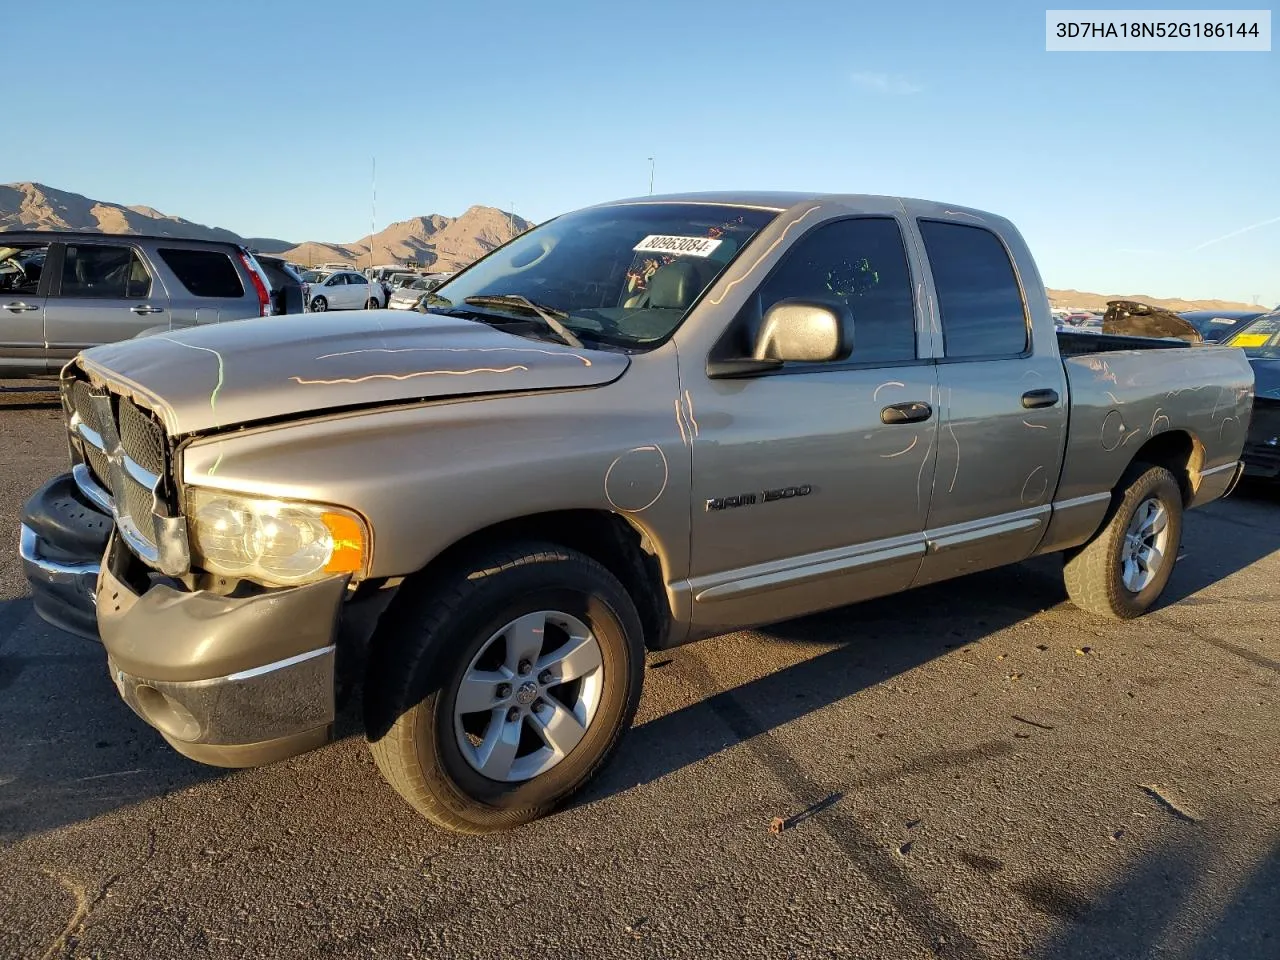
71;462;113;513
224;645;337;682
110;644;337;746
19;523;102;582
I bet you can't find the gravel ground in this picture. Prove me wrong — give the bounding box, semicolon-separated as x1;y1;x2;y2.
0;397;1276;960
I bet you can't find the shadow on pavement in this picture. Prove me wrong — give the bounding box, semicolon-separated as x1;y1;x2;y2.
1027;832;1279;959
1158;481;1280;606
2;483;1274;850
0;597;229;845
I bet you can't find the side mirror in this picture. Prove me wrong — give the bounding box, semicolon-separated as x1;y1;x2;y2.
753;299;850;363
752;299;855;363
707;298;851;378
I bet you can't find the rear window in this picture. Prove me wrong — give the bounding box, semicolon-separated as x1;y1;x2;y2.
918;221;1029;358
157;248;245;298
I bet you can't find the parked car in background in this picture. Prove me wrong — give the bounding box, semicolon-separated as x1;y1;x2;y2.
0;231;272;377
1180;309;1265;343
1221;310;1280;479
366;264;412;285
252;253;307;316
306;269;384;312
386;272;452;310
19;191;1252;834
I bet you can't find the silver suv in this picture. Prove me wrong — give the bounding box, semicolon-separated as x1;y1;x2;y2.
0;231;276;377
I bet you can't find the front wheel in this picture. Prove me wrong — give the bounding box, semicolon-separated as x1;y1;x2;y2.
366;543;645;833
310;296;328;312
365;298;380;309
1063;463;1184;619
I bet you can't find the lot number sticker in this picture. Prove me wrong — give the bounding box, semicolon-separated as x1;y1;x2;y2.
633;235;723;257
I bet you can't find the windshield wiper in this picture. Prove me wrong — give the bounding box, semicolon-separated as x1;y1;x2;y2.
463;295;583;348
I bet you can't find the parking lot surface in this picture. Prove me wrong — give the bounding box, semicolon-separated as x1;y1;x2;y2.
1;395;1276;960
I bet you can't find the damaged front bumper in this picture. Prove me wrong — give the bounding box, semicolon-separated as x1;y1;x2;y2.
20;472;393;768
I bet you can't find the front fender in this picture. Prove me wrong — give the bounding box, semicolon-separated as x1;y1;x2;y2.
177;347;690;585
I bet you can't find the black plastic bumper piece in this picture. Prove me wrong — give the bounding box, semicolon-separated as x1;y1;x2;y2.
19;473;112;640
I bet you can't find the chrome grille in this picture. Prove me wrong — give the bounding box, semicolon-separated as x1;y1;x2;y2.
122;474;158;533
118;397;166;477
71;381;106;437
65;377;187;574
84;444;112;489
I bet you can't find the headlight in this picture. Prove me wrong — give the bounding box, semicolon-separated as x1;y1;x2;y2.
186;487;369;586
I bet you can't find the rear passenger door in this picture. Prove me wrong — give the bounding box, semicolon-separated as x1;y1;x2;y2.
44;241;170;366
910;217;1068;587
153;246;252;323
346;272;372;307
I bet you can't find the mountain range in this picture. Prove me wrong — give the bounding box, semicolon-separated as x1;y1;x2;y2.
0;182;531;274
0;182;1263;311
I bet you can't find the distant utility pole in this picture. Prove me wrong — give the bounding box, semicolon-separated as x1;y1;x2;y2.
1252;293;1262;305
647;157;654;196
369;156;376;271
508;203;513;235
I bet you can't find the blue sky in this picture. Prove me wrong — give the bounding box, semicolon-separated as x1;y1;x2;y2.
4;0;1276;304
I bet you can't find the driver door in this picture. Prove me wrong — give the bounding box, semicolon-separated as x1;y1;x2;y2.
324;273;348;307
682;214;940;636
0;240;52;375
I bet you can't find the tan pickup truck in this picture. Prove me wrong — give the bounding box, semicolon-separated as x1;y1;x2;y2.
20;191;1253;833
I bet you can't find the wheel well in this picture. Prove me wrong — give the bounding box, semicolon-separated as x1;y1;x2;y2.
399;510;672;650
1127;430;1200;504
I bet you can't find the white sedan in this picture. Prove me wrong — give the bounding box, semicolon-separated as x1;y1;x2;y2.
306;270;386;312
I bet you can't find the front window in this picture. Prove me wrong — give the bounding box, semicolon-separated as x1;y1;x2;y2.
428;203;778;349
1226;312;1280;359
0;242;50;295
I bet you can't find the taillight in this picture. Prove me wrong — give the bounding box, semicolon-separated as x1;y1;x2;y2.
239;252;273;316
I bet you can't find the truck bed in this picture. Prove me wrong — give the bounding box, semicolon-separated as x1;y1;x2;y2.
1054;340;1254;504
1057;329;1190;356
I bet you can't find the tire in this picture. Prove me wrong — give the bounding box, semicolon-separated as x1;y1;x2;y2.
365;298;379;309
1063;463;1183;619
366;542;645;833
310;296;328;312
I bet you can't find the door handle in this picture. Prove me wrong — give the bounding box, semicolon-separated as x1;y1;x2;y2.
1021;388;1060;409
881;401;933;425
130;304;165;315
4;301;40;313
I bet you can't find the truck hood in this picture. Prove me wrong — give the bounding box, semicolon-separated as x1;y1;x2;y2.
75;310;629;436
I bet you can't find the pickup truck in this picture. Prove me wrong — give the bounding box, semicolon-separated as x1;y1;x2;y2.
19;191;1253;834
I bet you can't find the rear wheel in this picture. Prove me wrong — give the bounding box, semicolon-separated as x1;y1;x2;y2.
366;543;645;833
310;296;328;312
1063;463;1183;619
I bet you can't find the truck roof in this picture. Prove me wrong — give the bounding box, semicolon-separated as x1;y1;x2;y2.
594;190;990;217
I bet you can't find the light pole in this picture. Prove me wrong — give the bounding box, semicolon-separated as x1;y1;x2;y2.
647;157;654;196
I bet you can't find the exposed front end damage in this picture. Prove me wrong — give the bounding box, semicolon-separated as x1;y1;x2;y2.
19;365;398;767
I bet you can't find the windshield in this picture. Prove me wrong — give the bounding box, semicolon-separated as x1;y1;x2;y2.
301;270;326;283
1225;312;1280;359
428;203;777;349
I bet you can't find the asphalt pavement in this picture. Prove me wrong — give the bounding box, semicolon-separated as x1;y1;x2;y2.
1;396;1276;960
